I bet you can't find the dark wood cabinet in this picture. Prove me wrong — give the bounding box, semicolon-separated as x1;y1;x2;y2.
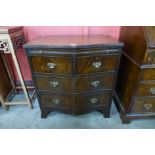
24;35;123;118
114;26;155;123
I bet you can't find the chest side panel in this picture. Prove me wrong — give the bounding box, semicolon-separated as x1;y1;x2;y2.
119;26;147;65
115;54;141;112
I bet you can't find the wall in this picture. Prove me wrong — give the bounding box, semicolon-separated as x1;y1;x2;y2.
12;26;120;81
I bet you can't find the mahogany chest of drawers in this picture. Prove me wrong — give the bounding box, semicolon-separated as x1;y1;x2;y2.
114;26;155;123
24;35;123;118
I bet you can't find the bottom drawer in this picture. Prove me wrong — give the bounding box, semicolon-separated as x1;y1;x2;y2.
75;91;111;108
39;91;112;109
39;94;73;108
132;98;155;113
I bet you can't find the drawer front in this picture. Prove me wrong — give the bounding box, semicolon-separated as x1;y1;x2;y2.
31;56;72;74
132;98;155;113
136;83;155;97
75;91;112;108
144;50;155;65
34;75;73;93
39;91;112;109
76;55;119;74
75;74;115;93
34;74;115;93
142;68;155;81
39;94;74;108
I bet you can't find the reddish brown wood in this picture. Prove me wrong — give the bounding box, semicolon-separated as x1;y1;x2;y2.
24;35;123;48
115;26;155;123
31;56;72;74
75;74;115;93
35;74;115;93
35;75;74;93
76;55;118;74
136;83;155;97
24;35;123;118
132;98;155;113
116;54;141;112
142;68;155;81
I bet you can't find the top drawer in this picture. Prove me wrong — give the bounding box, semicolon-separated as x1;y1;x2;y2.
31;56;72;75
76;55;119;74
29;51;119;75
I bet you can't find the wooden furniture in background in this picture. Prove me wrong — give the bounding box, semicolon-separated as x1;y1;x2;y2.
24;35;123;118
0;26;35;109
114;26;155;123
0;54;14;109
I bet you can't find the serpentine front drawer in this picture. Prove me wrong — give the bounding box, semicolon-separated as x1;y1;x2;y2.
30;53;119;75
34;74;115;93
39;91;111;109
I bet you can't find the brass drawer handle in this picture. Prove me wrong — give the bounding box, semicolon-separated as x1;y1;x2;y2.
105;50;110;54
144;103;152;110
52;98;60;104
91;80;100;87
150;88;155;94
49;81;59;88
147;56;152;64
90;98;98;104
47;62;56;69
92;61;102;69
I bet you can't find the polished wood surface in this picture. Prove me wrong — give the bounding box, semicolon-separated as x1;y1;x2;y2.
115;26;155;123
35;75;73;93
136;83;155;97
39;93;74;108
119;26;147;65
116;54;141;112
132;98;155;113
24;35;123;49
24;35;123;118
142;68;155;81
39;91;111;108
35;74;114;93
76;55;118;74
0;55;12;99
75;74;115;93
31;56;72;74
75;91;111;108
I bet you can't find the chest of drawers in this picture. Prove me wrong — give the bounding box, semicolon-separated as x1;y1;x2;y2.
24;35;123;118
114;26;155;123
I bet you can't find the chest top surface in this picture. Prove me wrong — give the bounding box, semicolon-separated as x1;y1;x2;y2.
23;35;123;49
